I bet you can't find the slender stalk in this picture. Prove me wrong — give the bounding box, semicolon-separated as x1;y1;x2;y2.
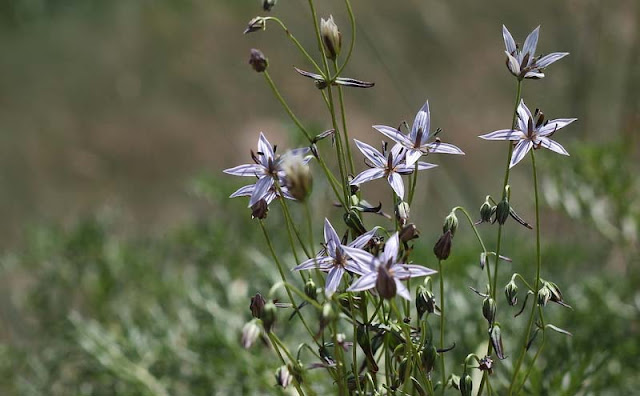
265;17;325;75
334;0;357;77
408;162;419;206
333;60;355;174
267;333;306;395
276;183;312;259
438;260;445;396
453;206;492;287
515;331;546;395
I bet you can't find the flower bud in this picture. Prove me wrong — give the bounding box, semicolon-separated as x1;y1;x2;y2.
262;0;277;11
420;344;438;374
478;355;493;374
320;15;341;60
443;212;459;236
416;285;437;319
537;285;551;306
376;264;397;299
262;301;278;332
479;197;493;223
505;280;518;306
396;201;410;225
433;230;453;261
241;319;261;348
320;302;336;328
490;324;506;360
304;278;317;301
344;210;366;235
282;153;312;201
460;374;473;396
495;198;510;225
275;365;292;388
399;223;419;243
244;17;266;34
249;48;268;72
250;293;266;318
251;199;269;219
482;297;497;327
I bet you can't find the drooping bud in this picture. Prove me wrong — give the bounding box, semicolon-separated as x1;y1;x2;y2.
275;365;292;388
244;17;266;34
416;285;437;318
420;343;438;374
490;324;506;360
433;230;453;261
460;374;473;396
505;279;519;306
495;197;510;225
443;211;459;236
376;264;397;299
250;293;266;318
537;285;552;306
482;297;497;327
399;223;419;243
262;0;277;11
249;48;268;72
282;153;312;201
305;278;317;301
344;210;366;235
479;196;494;223
545;280;570;307
262;301;278;332
251;199;269;219
396;201;410;225
320;302;336;328
320;15;341;60
241;319;261;348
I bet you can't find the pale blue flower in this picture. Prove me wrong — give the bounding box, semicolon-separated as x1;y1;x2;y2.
503;25;569;80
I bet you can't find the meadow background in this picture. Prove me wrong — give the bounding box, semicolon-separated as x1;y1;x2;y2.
0;0;638;394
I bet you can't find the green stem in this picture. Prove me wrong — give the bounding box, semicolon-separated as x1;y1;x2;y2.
452;206;492;287
334;0;357;77
265;17;325;75
408;162;419;206
438;260;445;396
267;333;307;396
276;183;312;259
333;60;355;174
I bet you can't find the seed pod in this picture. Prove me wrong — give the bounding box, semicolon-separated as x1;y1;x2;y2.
420;343;438;374
320;15;341;60
249;48;268;72
262;301;277;332
482;297;497;327
495;198;510;225
433;230;453;260
505;279;519;306
250;293;266;318
251;199;269;219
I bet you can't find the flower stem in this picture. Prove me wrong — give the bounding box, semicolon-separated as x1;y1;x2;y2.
265;17;325;75
438;259;446;396
453;206;492;287
333;60;355;174
408;162;419;206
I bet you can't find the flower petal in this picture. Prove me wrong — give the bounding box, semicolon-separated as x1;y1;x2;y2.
325;267;345;296
505;51;520;75
502;25;517;54
479;129;525;141
399;264;438;278
404;149;423;167
524;71;545;79
347;271;378;292
223;163;265;177
522;26;540;60
354;139;385;167
395;279;411;301
387;172;405;198
536;52;569;68
293;256;334;271
410;101;430;142
372;125;413;147
416;161;438;171
425;142;465;155
509;140;533;168
382;233;400;265
349;227;378;249
341;245;376;270
351;168;386;186
229;184;255;198
258;132;275;163
248;176;274;207
537;136;570;156
537;118;577;136
323;218;341;247
517;100;533;125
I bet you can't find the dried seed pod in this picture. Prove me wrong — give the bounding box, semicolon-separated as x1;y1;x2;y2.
249;48;268;72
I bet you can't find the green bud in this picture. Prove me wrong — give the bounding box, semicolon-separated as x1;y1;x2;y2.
416;285;437;319
304;278;317;301
460;374;473;396
482;297;497;326
262;301;278;333
537;286;552;306
480;196;493;223
496;198;510;225
443;211;459;236
505;279;519;306
420;343;438;374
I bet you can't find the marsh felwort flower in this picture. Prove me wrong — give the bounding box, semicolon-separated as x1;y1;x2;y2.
224;132;310;206
373;101;464;167
502;25;569;80
350;140;436;199
293;219;378;296
343;233;437;300
479;100;576;168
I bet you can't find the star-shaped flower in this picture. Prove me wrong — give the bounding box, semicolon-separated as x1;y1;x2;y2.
502;25;569;80
350;140;436;199
293;219;378;296
342;233;437;300
372;101;464;167
224;132;310;206
479;99;576;168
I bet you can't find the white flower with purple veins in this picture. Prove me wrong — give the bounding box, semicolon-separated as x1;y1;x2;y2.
293;219;378;296
373;101;464;167
224;132;310;206
503;25;569;80
350;140;436;199
343;233;437;300
479;99;576;168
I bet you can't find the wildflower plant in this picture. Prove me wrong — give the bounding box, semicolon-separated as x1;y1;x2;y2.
225;2;577;394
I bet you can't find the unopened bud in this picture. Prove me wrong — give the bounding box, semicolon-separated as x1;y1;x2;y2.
482;297;497;326
250;293;266;318
396;201;410;225
433;230;453;261
241;319;261;348
262;0;277;11
262;301;277;332
443;212;459;236
320;15;341;60
282;154;312;201
304;278;317;301
460;374;473;396
376;264;397;299
537;286;551;306
251;199;269;219
399;223;419;243
479;197;493;223
490;324;506;360
244;17;266;34
344;210;366;235
495;198;510;225
249;48;268;72
416;285;437;319
505;280;518;306
321;302;336;327
275;365;292;388
420;344;438;374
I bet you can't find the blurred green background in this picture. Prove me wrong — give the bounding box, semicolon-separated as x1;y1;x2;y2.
0;0;638;394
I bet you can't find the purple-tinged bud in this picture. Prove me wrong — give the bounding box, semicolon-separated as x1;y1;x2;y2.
249;48;268;72
251;199;269;219
490;324;506;360
396;201;410;226
376;264;397;299
505;280;518;306
304;278;317;301
320;302;336;328
433;230;453;261
262;301;277;332
460;374;473;396
320;15;341;60
241;319;261;348
495;198;510;225
275;365;292;388
250;293;266;318
399;223;419;243
479;197;493;223
443;212;459;236
482;297;497;327
244;17;266;34
262;0;277;11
